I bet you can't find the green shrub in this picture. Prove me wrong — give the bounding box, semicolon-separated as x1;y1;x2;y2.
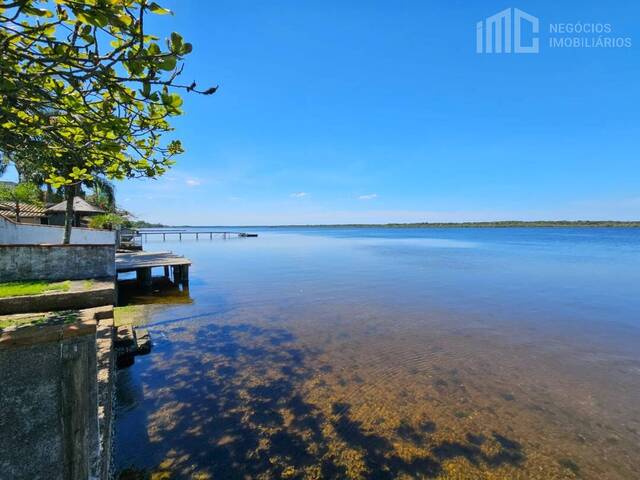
88;213;127;230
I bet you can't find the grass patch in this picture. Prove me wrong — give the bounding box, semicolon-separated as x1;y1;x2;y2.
0;314;48;330
0;280;71;298
0;310;80;330
83;280;95;290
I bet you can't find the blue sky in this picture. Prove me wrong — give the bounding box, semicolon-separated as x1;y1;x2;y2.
5;1;640;224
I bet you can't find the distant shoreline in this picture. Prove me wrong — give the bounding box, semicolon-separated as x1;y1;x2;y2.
146;221;640;229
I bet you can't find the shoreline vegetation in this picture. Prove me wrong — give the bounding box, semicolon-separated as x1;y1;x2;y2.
153;220;640;229
128;220;168;228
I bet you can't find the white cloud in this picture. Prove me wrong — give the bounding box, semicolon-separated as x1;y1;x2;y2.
358;193;378;201
290;192;309;198
186;179;201;187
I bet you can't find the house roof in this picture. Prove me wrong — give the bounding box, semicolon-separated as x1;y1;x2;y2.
0;202;48;217
47;197;105;214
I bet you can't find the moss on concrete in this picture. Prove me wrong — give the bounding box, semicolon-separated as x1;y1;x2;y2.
0;310;80;330
0;281;71;298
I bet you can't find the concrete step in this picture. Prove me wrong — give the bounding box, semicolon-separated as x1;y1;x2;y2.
135;328;152;355
114;324;153;365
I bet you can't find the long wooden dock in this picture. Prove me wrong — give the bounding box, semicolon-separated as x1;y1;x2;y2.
116;251;191;287
137;230;258;241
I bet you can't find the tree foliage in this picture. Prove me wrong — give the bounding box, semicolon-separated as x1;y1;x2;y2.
0;0;216;189
85;175;116;211
87;212;125;230
0;181;42;221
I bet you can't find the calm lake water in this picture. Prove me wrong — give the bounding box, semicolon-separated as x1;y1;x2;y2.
115;227;640;479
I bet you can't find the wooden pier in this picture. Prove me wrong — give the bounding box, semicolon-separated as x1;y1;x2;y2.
116;251;191;287
137;230;258;241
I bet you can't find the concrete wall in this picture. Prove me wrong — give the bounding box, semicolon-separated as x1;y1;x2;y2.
0;215;115;245
0;308;116;480
0;321;99;480
0;284;116;315
0;244;116;282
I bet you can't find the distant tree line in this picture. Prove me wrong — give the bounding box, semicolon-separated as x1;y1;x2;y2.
268;221;640;228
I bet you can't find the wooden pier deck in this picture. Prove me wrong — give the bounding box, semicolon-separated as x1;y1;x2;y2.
116;251;191;286
137;230;258;241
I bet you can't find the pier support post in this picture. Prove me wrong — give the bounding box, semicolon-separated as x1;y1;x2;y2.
181;265;189;285
136;267;152;289
171;265;189;286
172;265;180;284
164;266;169;277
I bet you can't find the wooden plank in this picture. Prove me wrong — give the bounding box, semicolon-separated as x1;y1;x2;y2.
115;251;192;272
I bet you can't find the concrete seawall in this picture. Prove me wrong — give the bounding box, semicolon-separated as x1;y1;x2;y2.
0;244;116;282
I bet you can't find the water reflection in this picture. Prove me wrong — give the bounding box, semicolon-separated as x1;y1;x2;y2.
118;277;193;307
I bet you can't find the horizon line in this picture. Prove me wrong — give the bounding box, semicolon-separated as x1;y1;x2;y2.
139;220;640;228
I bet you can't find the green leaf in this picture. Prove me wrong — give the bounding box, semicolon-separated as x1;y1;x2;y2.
24;6;53;18
169;32;184;53
141;82;151;98
149;2;172;15
117;14;133;27
43;24;56;37
159;55;177;71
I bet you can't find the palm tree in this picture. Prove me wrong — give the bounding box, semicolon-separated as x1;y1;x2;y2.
85;176;116;212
